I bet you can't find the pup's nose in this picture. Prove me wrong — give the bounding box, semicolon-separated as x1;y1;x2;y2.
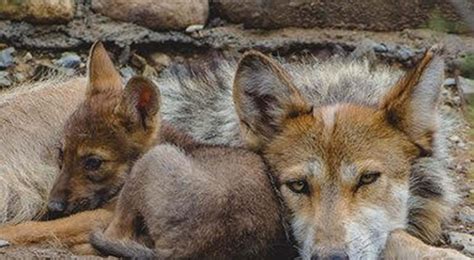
47;200;66;213
311;251;349;260
326;252;349;260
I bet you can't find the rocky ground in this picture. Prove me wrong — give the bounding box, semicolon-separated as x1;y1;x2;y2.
0;1;473;259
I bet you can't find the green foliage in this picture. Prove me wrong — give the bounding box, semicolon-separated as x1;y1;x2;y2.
425;9;469;34
460;53;474;79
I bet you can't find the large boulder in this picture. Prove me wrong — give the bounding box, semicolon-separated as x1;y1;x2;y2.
0;0;75;24
92;0;209;31
213;0;471;32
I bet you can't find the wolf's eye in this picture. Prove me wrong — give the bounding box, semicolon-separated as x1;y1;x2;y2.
357;171;381;187
286;180;309;194
83;156;103;171
57;148;64;169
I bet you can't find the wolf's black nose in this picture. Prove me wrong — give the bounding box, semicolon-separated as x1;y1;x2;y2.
47;200;66;213
311;251;349;260
326;253;349;260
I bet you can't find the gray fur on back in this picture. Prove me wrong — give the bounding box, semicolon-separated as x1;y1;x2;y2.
158;56;459;242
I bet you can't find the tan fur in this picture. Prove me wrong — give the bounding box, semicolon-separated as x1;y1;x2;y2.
0;76;87;224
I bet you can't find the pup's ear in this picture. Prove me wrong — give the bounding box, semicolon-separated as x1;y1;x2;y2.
87;41;122;97
233;51;311;151
115;76;160;132
379;46;444;154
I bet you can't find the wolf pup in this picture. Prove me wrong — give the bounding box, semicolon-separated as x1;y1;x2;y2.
89;101;291;259
0;42;293;258
230;47;466;259
0;42;173;252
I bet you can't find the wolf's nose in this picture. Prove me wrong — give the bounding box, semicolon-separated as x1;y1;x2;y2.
47;200;66;213
311;252;349;260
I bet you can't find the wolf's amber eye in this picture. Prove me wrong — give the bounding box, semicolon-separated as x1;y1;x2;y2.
83;156;103;171
286;180;309;194
358;171;381;187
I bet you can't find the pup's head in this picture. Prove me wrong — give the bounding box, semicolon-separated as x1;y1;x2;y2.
233;50;443;259
46;42;161;218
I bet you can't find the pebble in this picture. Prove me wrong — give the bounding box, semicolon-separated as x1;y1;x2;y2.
0;47;15;69
449;135;461;143
0;71;11;87
120;66;135;81
373;43;388;53
23;52;33;62
396;46;413;61
185;24;205;33
448;232;474;255
459;206;474;225
55;52;81;69
131;53;147;70
0;239;9;248
459;76;474;103
149;52;171;71
444;78;456;86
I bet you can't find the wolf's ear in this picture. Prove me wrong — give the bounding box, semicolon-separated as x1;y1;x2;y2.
233;51;311;150
116;76;160;132
87;41;122;97
379;47;444;154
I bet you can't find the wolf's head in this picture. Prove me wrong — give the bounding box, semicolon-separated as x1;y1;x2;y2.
233;49;444;259
46;42;161;218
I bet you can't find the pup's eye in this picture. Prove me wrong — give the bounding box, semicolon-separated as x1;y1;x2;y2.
286;180;309;194
83;156;103;171
358;171;381;187
57;148;64;169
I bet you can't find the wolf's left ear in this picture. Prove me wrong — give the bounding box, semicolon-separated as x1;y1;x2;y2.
379;47;444;153
233;51;311;150
87;41;122;97
116;76;160;131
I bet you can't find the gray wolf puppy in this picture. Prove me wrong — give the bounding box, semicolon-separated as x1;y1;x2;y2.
90;144;292;259
159;47;465;259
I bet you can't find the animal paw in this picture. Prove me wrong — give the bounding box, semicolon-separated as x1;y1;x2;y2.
422;247;470;260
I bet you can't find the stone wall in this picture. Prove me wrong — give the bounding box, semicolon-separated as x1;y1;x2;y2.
0;0;471;33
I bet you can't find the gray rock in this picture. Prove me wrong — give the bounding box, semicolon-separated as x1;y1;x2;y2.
0;71;11;87
55;52;81;69
185;24;205;34
459;77;474;103
351;39;377;62
92;0;209;31
120;66;135;81
0;239;9;248
0;47;15;69
444;78;456;86
449;232;474;255
373;43;388;53
0;0;75;24
396;47;413;61
459;206;474;225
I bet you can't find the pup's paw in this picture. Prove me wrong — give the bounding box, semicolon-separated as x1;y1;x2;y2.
422;247;469;260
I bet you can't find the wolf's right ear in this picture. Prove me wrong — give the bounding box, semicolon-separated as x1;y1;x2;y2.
233;51;311;151
115;76;160;132
87;41;122;97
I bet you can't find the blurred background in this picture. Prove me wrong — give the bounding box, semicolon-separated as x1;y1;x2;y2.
0;0;473;257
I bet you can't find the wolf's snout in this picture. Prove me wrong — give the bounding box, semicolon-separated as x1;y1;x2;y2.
311;251;349;260
47;200;66;213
